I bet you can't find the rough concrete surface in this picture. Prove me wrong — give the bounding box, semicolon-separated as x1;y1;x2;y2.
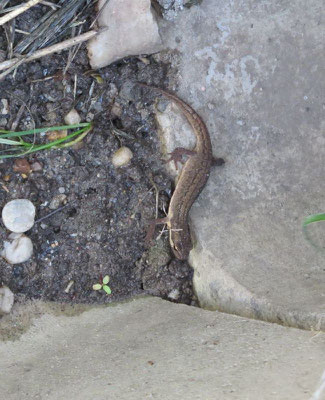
0;297;324;400
158;0;325;329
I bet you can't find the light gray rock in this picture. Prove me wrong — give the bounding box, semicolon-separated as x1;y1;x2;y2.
156;0;325;329
0;286;14;314
87;0;162;69
0;297;324;399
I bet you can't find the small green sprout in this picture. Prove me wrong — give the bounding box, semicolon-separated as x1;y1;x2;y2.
92;275;112;295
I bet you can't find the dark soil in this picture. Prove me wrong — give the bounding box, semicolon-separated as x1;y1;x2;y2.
0;2;196;308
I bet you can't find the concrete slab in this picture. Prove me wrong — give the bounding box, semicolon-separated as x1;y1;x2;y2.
0;297;324;399
157;0;325;328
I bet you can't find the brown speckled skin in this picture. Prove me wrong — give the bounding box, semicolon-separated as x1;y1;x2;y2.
139;84;213;260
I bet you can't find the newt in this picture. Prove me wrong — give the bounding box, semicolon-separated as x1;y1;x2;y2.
138;83;224;260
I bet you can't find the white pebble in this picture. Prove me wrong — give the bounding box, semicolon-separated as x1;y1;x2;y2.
112;146;133;167
1;233;33;264
64;108;81;125
0;286;14;314
2;199;35;233
167;288;180;300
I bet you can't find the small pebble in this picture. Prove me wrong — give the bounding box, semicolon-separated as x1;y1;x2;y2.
58;187;65;194
64;109;81;125
0;286;14;314
64;280;74;293
2;199;36;233
138;56;150;65
1;233;33;264
49;194;67;210
0;99;9;115
112;146;133;168
30;161;43;172
86;112;95;122
111;102;122;118
168;288;180;300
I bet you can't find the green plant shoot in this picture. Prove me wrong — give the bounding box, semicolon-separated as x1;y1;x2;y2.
92;275;112;295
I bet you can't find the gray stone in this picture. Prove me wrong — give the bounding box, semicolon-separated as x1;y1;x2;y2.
156;0;325;329
0;297;324;399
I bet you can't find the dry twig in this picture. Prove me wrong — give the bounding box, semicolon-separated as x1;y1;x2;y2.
0;0;42;26
0;29;98;77
11;104;26;131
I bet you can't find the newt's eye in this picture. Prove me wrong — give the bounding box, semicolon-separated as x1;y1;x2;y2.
172;241;187;260
173;241;183;253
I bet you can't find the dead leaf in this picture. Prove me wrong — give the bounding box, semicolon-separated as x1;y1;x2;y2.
46;129;67;141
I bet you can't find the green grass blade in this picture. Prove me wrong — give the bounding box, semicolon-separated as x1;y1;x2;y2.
0;123;90;139
302;213;325;251
0;138;24;146
303;214;325;226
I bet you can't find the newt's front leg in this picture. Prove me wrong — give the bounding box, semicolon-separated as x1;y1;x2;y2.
166;147;196;170
166;148;225;169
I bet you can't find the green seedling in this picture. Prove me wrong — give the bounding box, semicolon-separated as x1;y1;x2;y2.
302;213;325;251
92;275;112;295
0;122;92;159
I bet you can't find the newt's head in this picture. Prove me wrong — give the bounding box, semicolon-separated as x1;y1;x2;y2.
169;223;193;260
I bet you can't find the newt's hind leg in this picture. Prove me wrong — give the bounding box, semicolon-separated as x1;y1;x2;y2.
145;217;169;243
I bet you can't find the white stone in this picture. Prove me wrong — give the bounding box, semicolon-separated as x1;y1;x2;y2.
111;146;133;168
64;109;81;125
2;199;35;233
2;233;33;264
0;286;14;314
87;0;162;69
